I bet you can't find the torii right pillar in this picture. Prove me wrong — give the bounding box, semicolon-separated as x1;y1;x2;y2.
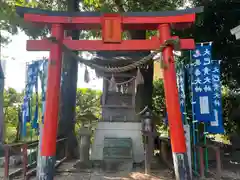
159;24;191;180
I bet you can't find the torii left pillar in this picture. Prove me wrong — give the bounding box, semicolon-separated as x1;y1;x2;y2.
38;24;64;180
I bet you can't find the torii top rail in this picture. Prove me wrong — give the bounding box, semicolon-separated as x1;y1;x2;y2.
16;6;203;168
17;6;203;51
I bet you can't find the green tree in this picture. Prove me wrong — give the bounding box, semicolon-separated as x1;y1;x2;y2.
187;0;240;89
74;88;101;139
3;87;102;142
152;79;165;119
57;0;81;159
0;0;47;44
3;88;23;143
75;88;101;126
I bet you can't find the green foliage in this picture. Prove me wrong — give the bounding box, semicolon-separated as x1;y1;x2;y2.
151;80;240;136
151;79;169;135
0;0;187;45
75;88;101;129
3;87;101;143
0;0;69;45
0;0;19;44
186;0;240;89
83;0;184;12
3;88;23;143
222;89;240;135
152;79;165;118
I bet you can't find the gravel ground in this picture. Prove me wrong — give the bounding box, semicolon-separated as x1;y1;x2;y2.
26;160;240;180
5;156;240;180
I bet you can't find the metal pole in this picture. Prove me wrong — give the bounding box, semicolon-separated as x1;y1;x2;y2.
143;111;153;174
199;147;205;178
203;124;209;175
22;144;28;179
158;24;191;180
188;51;198;174
38;24;64;180
144;134;150;174
4;145;9;180
215;147;222;180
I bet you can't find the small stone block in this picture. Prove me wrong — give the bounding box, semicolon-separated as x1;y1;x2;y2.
75;160;92;169
103;159;133;172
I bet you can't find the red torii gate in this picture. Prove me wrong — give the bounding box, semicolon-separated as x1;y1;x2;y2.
17;6;203;179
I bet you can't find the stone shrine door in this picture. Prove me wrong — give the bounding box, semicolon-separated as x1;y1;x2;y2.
101;73;138;122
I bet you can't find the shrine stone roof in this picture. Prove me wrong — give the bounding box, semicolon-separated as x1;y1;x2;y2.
91;51;149;67
16;6;203;18
231;25;240;40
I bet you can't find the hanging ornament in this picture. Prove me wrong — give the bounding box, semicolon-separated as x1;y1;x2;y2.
117;85;120;92
108;74;117;92
120;85;124;93
135;68;144;86
84;66;90;83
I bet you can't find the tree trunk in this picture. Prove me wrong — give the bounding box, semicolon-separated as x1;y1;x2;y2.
0;78;4;143
57;0;80;159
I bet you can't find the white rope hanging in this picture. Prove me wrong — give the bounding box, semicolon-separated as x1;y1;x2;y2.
103;76;136;85
86;67;145;92
108;74;117;92
135;68;144;86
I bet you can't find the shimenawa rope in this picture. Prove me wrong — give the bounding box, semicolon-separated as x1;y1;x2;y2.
47;37;179;73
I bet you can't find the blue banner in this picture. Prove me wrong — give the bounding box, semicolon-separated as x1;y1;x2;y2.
40;60;48;124
176;62;186;123
207;60;224;134
191;44;214;122
21;62;39;137
21;60;46;137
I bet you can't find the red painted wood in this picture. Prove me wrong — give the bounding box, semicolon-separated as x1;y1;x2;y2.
159;24;187;153
41;24;64;156
102;14;122;43
26;39;195;51
23;13;195;30
28;22;193;31
123;14;195;24
24;13;100;24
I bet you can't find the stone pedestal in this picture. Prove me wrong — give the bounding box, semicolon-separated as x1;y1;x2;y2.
78;127;92;168
91;122;144;163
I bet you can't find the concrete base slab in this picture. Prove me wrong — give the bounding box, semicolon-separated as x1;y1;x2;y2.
91;122;144;163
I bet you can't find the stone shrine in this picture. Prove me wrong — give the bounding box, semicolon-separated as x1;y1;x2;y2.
90;52;145;165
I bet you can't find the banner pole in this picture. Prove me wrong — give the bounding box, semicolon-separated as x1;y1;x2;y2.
189;50;198;173
203;124;209;175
